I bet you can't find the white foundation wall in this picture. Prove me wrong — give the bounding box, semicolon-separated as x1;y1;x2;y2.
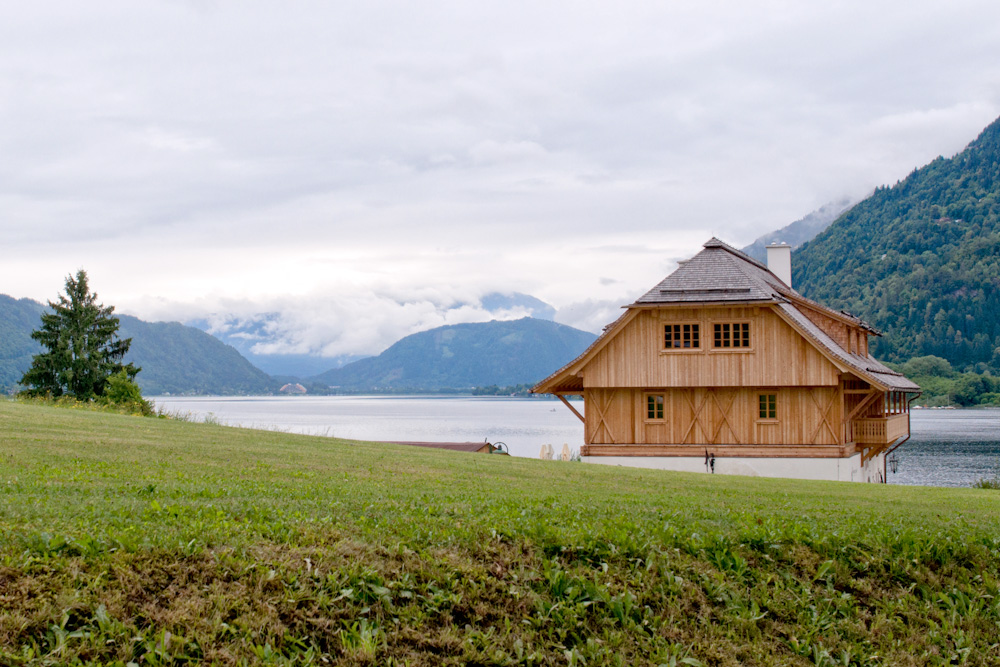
582;452;887;483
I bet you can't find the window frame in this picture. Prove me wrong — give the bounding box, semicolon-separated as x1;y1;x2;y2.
662;322;702;351
757;392;778;421
644;393;666;422
711;321;752;351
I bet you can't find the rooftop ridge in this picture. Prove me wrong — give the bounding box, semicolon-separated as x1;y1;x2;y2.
704;237;771;272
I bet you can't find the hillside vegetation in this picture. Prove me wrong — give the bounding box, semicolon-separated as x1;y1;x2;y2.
793;115;1000;373
118;316;275;395
890;355;1000;407
312;318;596;391
0;295;46;391
0;295;275;396
2;401;999;665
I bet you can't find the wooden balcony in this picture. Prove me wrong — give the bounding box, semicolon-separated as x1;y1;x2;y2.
852;413;909;446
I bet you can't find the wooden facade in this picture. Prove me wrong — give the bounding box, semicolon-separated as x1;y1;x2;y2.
533;238;920;475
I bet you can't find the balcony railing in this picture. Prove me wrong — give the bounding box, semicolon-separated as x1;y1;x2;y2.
852;413;909;445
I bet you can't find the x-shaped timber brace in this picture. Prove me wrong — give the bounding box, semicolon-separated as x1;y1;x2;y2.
709;389;741;445
808;388;841;445
679;389;740;446
680;389;710;445
590;390;618;444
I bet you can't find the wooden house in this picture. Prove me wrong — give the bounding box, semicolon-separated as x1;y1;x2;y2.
532;238;920;482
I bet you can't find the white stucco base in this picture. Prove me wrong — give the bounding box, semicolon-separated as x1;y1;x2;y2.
582;452;886;483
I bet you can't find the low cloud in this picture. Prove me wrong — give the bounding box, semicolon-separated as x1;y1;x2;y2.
2;0;1000;339
554;298;630;334
137;288;553;358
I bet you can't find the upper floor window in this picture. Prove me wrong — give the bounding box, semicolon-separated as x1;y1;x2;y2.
664;323;700;349
713;322;750;348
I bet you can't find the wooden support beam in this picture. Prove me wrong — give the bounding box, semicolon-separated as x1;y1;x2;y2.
582;443;858;458
846;390;881;422
557;394;585;424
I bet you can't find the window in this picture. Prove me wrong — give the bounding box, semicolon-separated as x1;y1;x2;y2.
664;323;700;349
646;394;664;420
759;393;777;420
713;322;750;348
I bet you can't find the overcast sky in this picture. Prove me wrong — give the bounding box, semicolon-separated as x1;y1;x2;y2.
3;1;1000;357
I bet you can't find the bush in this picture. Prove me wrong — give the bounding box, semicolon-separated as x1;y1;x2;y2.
98;371;154;416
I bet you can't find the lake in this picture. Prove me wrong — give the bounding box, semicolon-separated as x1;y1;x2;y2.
151;396;1000;488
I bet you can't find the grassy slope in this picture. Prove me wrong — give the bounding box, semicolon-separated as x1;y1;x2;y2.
1;402;999;666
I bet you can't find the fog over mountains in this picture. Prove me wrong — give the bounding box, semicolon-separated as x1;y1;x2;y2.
11;107;1000;395
741;197;856;263
189;291;559;378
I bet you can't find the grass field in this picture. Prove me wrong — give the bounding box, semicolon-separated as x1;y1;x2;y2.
1;400;999;666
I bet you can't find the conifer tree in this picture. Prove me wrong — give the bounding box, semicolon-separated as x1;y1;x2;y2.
19;270;139;399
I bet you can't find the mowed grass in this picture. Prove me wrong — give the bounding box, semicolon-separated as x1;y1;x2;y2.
1;401;999;666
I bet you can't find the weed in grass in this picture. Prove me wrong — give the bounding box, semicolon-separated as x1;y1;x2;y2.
972;476;1000;489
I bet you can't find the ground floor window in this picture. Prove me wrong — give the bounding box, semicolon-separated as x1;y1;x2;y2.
759;393;777;420
646;394;665;420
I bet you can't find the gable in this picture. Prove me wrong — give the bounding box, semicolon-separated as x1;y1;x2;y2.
581;305;842;389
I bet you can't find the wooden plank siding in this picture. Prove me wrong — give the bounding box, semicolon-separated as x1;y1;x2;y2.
583;306;842;389
585;387;842;446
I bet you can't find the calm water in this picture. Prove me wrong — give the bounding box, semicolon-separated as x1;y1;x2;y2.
152;396;1000;488
892;409;1000;487
153;395;584;460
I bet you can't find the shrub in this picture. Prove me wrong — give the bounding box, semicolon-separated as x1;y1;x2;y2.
99;370;154;416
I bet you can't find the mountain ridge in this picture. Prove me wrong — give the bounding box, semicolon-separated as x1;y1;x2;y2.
311;317;597;391
0;295;275;395
741;197;855;263
793;114;1000;372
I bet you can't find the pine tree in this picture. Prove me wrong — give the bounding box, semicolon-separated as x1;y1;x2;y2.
19;270;139;399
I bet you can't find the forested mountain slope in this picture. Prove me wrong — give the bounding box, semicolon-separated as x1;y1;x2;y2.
0;295;275;395
118;316;276;395
311;317;597;390
793;115;1000;372
0;295;46;390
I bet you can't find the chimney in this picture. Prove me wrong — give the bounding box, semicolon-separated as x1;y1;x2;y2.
766;242;792;288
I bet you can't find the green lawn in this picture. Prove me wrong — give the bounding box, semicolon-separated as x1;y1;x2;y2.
1;400;999;666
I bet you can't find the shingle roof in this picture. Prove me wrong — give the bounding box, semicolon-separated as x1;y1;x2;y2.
774;303;920;393
532;237;920;395
634;238;881;334
636;238;788;304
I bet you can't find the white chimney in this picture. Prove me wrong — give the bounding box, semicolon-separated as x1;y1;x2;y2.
766;242;792;288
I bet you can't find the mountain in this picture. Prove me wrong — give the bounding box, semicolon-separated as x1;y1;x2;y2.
0;295;47;391
741;197;855;263
311;317;597;390
0;295;275;395
188;292;555;378
793;115;1000;372
118;316;276;395
185;314;367;379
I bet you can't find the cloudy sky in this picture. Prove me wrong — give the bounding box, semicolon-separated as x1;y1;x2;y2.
3;1;1000;358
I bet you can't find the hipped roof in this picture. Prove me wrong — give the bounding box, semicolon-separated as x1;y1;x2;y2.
533;238;919;394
